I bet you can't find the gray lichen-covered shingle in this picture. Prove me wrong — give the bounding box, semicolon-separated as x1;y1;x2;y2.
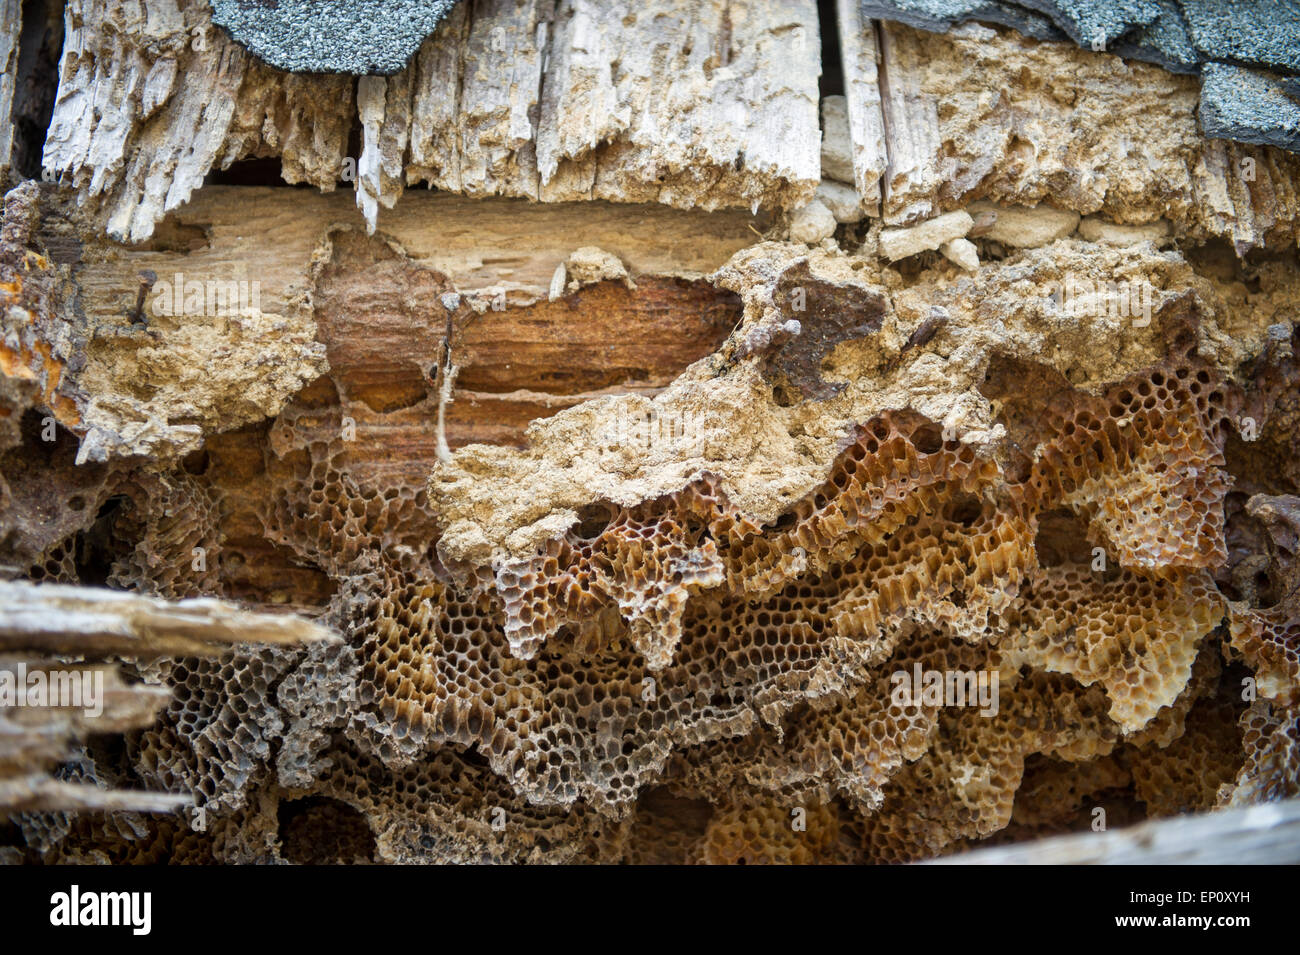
1178;0;1300;73
1017;0;1164;46
858;0;1067;40
1199;63;1300;154
1112;0;1200;75
209;0;461;75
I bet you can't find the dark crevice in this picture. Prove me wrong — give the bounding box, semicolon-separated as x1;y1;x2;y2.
73;495;132;588
573;502;615;540
817;0;843;99
133;216;212;253
341;111;363;188
872;19;895;183
350;378;429;414
205;157;303;188
12;0;63;180
911;422;944;454
946;491;983;527
181;448;210;476
278;796;376;864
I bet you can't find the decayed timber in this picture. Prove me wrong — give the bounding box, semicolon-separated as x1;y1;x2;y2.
43;0;821;241
0;0;18;173
0;581;336;813
36;0;1300;249
833;0;886;215
931;799;1300;865
42;0;347;243
0;655;187;813
0;580;338;657
873;20;943;225
60;187;759;461
834;17;1300;247
394;0;821;220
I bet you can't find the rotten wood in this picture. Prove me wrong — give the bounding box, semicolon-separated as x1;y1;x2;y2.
43;0;821;241
931;798;1300;864
0;580;338;657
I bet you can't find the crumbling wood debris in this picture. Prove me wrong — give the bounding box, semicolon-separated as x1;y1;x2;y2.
0;581;336;814
0;580;339;657
931;798;1300;865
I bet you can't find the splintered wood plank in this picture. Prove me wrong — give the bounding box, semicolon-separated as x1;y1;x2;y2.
0;582;335;814
44;0;819;240
407;0;546;199
875;20;944;224
0;0;18;172
0;580;339;656
835;0;886;214
363;0;823;230
535;0;822;211
930;799;1300;864
43;0;351;243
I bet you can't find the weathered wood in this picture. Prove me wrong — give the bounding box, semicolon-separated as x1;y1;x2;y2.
54;186;758;462
44;0;821;241
1;777;190;814
834;0;886;215
359;0;824;230
0;0;19;173
47;0;234;241
875;20;944;225
0;580;338;656
0;580;334;814
77;186;760;312
42;0;352;243
931;798;1300;864
406;0;543;201
0;657;188;814
833;11;1300;246
313;232;740;451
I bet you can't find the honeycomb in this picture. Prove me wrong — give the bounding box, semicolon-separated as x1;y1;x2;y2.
133;649;299;814
1229;601;1300;707
1005;566;1222;732
690;800;842;865
4;190;1299;863
11;324;1296;862
1225;701;1300;805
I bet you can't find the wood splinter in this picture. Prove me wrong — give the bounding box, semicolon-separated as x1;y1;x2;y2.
432;305;460;464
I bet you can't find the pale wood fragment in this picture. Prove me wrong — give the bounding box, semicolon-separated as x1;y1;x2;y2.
931;799;1300;864
0;0;19;173
0;580;338;657
835;0;886;214
875;20;944;224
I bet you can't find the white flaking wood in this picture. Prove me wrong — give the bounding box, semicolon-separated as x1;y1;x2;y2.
835;0;886;215
45;0;821;239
